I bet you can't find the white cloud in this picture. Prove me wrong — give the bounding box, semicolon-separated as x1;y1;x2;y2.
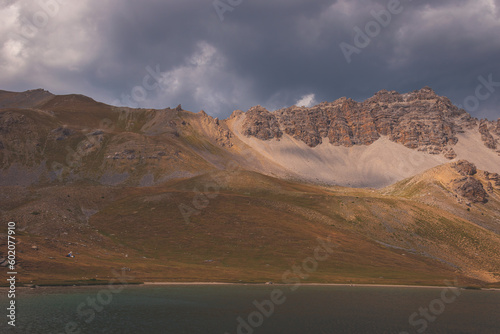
151;41;254;115
0;0;103;91
295;93;316;107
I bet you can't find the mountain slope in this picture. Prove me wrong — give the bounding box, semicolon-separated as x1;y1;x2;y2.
2;170;500;286
1;87;498;188
229;87;500;187
384;160;500;234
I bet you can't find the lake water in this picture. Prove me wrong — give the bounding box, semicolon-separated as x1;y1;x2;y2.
1;284;499;333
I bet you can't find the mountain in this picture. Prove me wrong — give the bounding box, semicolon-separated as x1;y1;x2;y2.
1;88;499;287
0;88;54;109
233;87;500;187
1;87;499;188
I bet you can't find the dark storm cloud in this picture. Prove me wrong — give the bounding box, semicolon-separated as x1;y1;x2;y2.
0;0;499;119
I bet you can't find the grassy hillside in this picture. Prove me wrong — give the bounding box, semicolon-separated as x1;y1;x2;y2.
2;171;499;287
384;162;500;234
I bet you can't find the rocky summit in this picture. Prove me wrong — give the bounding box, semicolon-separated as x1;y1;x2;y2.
240;87;490;160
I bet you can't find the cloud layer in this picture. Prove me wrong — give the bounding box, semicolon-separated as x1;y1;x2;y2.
0;0;499;119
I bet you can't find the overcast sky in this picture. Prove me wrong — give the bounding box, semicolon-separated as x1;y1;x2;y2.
1;0;499;120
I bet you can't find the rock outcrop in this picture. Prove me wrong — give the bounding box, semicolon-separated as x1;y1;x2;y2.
241;106;282;141
484;171;500;187
452;177;488;204
240;87;479;159
479;120;497;150
443;148;457;160
448;161;497;203
452;160;477;176
275;98;380;147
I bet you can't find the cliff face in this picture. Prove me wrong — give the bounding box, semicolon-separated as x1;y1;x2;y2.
479;119;498;150
240;87;496;160
275;97;380;147
241;106;282;141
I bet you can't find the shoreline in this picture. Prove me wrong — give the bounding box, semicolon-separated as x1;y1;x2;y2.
141;282;500;291
3;282;499;291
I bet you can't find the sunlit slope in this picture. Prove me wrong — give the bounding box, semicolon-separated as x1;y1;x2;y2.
0;96;240;186
384;161;500;234
5;171;499;286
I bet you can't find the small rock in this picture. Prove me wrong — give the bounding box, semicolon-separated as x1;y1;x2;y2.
443;148;457;160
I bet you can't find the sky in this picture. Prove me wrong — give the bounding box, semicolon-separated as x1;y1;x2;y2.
0;0;499;120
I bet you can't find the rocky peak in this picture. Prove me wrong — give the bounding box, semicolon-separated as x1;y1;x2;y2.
407;86;438;101
238;88;496;159
247;105;270;113
367;90;404;104
241;106;282;141
230;109;244;119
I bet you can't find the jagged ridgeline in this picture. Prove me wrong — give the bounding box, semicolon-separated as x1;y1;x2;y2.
241;87;498;156
1;87;499;188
